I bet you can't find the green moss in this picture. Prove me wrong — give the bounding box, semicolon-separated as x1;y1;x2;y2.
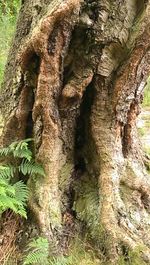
118;247;147;265
73;174;100;238
50;235;102;265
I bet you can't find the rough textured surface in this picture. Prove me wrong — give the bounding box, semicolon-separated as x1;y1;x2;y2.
1;0;150;263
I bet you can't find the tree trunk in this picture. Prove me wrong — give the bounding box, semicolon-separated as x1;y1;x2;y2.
1;0;150;263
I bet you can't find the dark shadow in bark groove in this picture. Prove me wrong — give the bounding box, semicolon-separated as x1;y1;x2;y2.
75;81;95;160
72;81;100;234
25;92;34;139
24;53;40;144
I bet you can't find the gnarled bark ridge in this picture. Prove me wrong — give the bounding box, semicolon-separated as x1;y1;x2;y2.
1;0;150;263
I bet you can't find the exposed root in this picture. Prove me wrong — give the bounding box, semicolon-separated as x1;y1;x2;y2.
98;158;150;263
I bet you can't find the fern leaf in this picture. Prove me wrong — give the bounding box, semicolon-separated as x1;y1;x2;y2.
0;177;9;186
13;148;32;161
28;237;49;250
0;139;31;218
16;205;27;219
14;181;29;204
0;194;21;213
23;251;49;265
0;186;7;196
0;147;11;156
0;178;28;218
0;139;33;161
23;237;49;265
12;139;33;161
0;165;15;180
19;160;45;176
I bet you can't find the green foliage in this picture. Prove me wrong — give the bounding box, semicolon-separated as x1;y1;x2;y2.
23;237;49;265
142;76;150;108
23;236;101;265
0;0;20;85
0;139;45;218
138;127;146;137
73;175;100;237
50;236;101;265
0;1;20;16
118;247;147;265
0;139;33;160
19;160;45;177
0;175;28;218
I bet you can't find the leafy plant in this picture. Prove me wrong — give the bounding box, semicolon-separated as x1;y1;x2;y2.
0;139;45;218
23;237;49;265
23;235;101;265
0;176;28;218
73;175;100;237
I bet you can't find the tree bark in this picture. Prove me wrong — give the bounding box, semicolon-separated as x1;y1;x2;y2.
1;0;150;263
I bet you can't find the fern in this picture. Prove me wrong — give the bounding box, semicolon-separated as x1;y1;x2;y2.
23;237;49;265
0;139;45;218
73;175;100;237
0;175;29;218
0;139;33;161
0;146;11;156
14;181;29;204
19;160;45;177
0;165;16;180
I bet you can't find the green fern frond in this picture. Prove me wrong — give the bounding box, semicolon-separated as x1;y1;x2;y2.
27;237;49;250
16;206;27;218
12;139;33;161
0;139;41;218
13;148;32;161
0;146;12;156
14;180;29;204
0;138;33;161
0;178;28;218
9;138;33;151
0;194;21;212
23;237;49;265
19;160;45;176
23;251;49;265
0;165;15;180
0;177;9;186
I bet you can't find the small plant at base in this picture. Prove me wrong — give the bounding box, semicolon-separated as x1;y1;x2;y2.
0;173;28;218
0;139;45;218
23;235;102;265
23;237;49;265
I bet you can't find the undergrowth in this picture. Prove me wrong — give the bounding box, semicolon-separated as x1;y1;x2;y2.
0;139;45;218
0;0;20;85
22;235;147;265
23;235;102;265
